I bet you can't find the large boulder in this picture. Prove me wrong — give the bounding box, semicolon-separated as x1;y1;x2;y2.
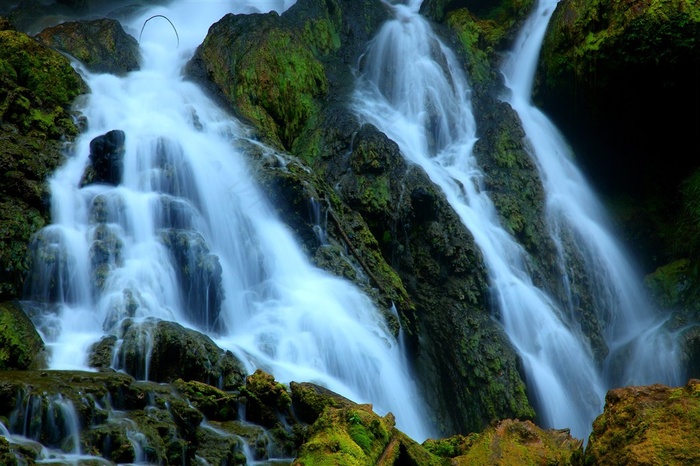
188;0;537;436
98;318;246;390
424;419;583;465
584;379;700;465
36;18;141;75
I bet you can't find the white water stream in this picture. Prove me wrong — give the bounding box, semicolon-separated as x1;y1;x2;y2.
501;0;682;393
23;0;432;442
354;0;682;440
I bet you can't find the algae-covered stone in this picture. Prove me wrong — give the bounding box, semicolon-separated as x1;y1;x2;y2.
585;379;700;465
0;21;85;299
0;25;85;137
244;369;292;428
0;301;47;370
425;419;583;465
36;18;140;75
190;12;327;151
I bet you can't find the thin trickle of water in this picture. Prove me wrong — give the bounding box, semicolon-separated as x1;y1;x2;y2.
501;0;682;406
353;0;607;439
23;0;432;442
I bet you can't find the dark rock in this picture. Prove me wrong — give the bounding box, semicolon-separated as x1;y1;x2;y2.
36;18;140;75
158;229;224;333
114;318;246;390
535;0;700;224
81;129;126;186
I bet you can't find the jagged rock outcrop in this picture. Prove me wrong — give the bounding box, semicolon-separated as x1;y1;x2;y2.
36;18;141;75
0;369;292;464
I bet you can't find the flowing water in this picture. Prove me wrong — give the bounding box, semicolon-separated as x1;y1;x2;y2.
354;0;682;439
500;0;683;394
21;0;432;442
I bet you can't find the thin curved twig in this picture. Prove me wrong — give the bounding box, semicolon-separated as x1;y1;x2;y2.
139;14;180;48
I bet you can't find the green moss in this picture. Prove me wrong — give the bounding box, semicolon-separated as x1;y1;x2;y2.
0;301;46;370
201;23;327;151
446;10;498;86
0;200;47;298
0;29;84;139
585;380;700;465
303;18;341;56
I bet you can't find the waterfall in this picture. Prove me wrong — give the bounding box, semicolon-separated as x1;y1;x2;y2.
23;0;432;442
501;0;683;394
352;0;682;440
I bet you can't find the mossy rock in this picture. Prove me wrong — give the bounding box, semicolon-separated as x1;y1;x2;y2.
0;22;85;300
443;0;534;87
114;318;246;390
192;12;327;151
243;369;292;428
36;18;140;75
292;404;446;466
0;26;86;137
535;0;700;202
425;419;583;465
585;379;700;465
0;301;47;370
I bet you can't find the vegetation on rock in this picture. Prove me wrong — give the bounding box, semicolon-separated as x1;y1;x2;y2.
585;379;700;465
36;18;140;75
0;18;85;299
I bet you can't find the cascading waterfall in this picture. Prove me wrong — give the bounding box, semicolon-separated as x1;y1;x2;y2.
501;0;682;396
353;0;622;439
22;0;432;442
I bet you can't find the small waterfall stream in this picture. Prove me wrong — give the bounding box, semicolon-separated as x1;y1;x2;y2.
354;0;682;440
501;0;682;393
21;0;432;442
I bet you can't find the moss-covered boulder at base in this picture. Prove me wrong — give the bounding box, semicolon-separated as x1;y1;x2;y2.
0;301;47;370
424;419;583;465
36;18;140;75
584;379;700;465
291;404;445;466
